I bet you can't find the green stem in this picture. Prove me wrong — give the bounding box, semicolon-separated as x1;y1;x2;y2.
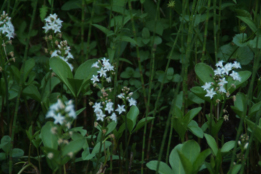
202;0;211;62
9;1;38;173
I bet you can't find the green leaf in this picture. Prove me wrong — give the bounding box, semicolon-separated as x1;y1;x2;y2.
146;161;173;174
227;71;251;94
0;135;11;153
142;28;150;38
193;149;211;172
0;153;6;161
11;148;24;158
23;59;35;83
76;107;86;117
249;101;261;117
92;141;112;154
245;119;261;143
62;138;84;157
75;59;98;80
186;107;202;122
195;63;214;84
180;140;200;164
39;5;48;21
248;36;261;48
126;106;139;132
23;84;41;102
217;43;237;62
61;0;81;11
232;33;248;47
145;20;164;36
169;144;185;174
204;133;218;156
188;120;203;138
233;92;246;112
221;141;235;153
236;16;257;33
49;57;75;97
178;152;193;174
133;117;154;133
228;164;241;174
120;36;137;45
106;122;117;136
41;121;58;150
92;24;114;36
67;78;83;97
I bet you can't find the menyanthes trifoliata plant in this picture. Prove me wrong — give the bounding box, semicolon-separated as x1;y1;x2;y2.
43;13;74;71
90;58;137;123
0;11;15;40
46;99;76;128
201;60;241;100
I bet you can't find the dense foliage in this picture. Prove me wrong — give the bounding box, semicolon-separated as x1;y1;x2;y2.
0;0;261;173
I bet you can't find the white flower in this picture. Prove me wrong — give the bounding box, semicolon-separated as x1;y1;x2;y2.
232;61;241;69
43;13;63;33
116;104;126;114
46;110;56;118
103;62;114;71
0;13;15;40
102;57;109;64
105;102;114;114
106;77;111;83
91;62;99;68
97;68;107;77
51;50;59;57
205;88;216;99
216;60;224;67
222;63;232;75
110;113;117;122
244;142;249;149
214;68;223;76
128;98;137;106
201;82;212;91
117;93;124;99
230;71;241;81
96;110;106;121
91;75;99;83
93;102;102;112
219;86;226;93
218;77;228;86
53;113;65;125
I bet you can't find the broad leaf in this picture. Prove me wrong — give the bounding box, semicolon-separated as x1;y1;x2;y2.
146;161;173;174
204;133;218;156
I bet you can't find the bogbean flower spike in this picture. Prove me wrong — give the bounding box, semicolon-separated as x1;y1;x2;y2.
46;99;76;128
51;40;74;71
43;13;63;33
202;60;241;99
90;58;137;123
0;11;15;40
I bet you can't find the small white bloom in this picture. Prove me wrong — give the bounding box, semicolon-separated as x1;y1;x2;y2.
201;82;212;91
53;113;65;125
218;77;228;86
116;104;126;114
219;86;226;93
110;113;117;122
222;63;232;75
128;98;137;106
214;68;223;76
244;143;249;149
93;102;102;112
96;110;106;121
106;77;111;83
102;57;109;64
91;62;99;68
103;62;114;71
97;68;107;77
91;75;99;83
117;93;124;99
232;61;241;69
105;102;114;114
230;71;241;81
205;88;216;99
216;60;224;67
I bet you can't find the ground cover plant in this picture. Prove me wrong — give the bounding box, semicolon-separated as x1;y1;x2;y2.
0;0;261;173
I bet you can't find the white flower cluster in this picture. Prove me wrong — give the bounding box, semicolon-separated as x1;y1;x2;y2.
202;61;241;99
117;86;137;106
92;102;117;122
91;58;114;84
43;13;63;33
51;40;74;71
0;11;15;40
46;99;76;126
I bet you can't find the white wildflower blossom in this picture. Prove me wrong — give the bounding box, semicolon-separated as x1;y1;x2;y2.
110;113;117;122
128;98;137;106
43;13;63;33
215;60;224;68
93;102;102;113
92;62;100;68
116;104;126;114
201;82;212;91
117;93;124;99
232;61;241;69
205;88;216;99
0;11;15;40
97;68;107;77
230;71;241;81
105;102;114;114
91;75;99;83
218;77;228;86
96;110;106;121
